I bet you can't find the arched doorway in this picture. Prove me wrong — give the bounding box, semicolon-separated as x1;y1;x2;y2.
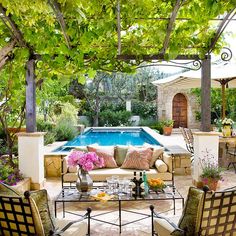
172;93;187;128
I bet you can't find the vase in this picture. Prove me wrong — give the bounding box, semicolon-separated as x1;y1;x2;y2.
222;125;232;137
76;169;93;193
202;178;218;191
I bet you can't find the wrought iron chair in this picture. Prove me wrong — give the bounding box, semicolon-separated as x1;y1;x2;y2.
0;183;91;236
226;140;236;173
150;186;236;236
179;127;194;162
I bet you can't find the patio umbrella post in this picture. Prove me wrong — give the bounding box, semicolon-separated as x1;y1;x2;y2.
221;81;226;120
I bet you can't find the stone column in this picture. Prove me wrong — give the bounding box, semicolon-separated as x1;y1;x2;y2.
17;132;45;190
192;132;219;187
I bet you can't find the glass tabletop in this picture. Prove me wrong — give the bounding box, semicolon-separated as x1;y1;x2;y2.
55;183;183;203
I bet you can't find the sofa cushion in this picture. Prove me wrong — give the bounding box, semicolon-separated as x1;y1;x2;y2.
150;146;165;167
155;159;168;173
88;146;118;168
121;146;153;170
115;145;129;166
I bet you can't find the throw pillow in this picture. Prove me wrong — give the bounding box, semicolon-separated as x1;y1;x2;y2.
115;145;129;166
88;146;118;168
149;146;165;167
155;159;168;173
121;146;153;170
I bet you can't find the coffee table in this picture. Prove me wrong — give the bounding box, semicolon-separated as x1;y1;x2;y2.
54;183;184;233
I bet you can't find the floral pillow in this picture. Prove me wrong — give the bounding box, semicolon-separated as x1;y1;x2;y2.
121;146;153;170
87;146;118;168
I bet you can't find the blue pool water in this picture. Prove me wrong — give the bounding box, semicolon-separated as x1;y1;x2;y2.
54;128;161;152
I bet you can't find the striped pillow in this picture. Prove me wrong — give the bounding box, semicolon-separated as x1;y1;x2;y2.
121;146;153;170
87;146;118;168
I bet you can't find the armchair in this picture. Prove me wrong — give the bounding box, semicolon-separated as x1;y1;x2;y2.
0;183;91;236
150;186;236;235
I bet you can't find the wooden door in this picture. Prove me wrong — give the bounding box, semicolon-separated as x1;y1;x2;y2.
172;93;187;128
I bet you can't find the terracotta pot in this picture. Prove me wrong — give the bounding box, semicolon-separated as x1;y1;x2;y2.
163;126;173;136
202;178;218;191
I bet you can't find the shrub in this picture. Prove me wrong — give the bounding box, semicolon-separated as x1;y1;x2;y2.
150;121;164;134
139;118;157;127
55;119;78;141
99;110;132;126
131;100;156;118
37;119;56;145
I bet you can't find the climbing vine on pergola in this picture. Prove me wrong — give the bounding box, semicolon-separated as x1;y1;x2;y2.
0;0;236;132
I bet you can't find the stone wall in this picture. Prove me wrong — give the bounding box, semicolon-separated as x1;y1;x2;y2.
157;86;200;128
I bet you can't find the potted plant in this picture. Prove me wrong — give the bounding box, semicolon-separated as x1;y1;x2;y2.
222;118;234;137
161;119;174;136
200;150;223;191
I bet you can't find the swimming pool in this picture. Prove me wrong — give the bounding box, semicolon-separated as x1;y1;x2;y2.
54;127;161;152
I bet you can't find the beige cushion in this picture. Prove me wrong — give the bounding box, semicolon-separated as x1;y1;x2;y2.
63;172;78;182
150;146;165;167
56;219;87;236
68;165;79;173
162;153;173;172
155;159;168;173
154;218;176;236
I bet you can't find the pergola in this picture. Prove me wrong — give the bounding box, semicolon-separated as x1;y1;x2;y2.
0;1;236;132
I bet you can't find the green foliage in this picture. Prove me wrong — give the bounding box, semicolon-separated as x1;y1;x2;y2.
99;110;132;127
191;88;236;122
150;121;164;134
54;119;78;141
131;100;156;118
0;156;23;186
36;119;56;145
139;118;157;127
161;119;174;127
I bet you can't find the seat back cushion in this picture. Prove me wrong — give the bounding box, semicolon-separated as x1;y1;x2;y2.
88;145;118;168
30;189;56;235
121;146;153;170
115;145;129;166
171;187;204;236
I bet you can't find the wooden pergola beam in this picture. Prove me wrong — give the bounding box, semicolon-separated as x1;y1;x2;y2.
208;8;236;53
48;0;71;49
0;4;28;48
0;40;16;61
160;0;183;55
117;54;200;61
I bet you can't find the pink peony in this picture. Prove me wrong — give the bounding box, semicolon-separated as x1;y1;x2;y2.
67;150;104;171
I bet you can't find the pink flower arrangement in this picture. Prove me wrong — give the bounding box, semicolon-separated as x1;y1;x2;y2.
67;151;104;171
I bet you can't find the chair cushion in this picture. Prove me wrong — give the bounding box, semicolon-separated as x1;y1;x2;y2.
154;216;180;236
150;146;165;167
87;146;117;168
56;218;87;236
115;145;129;166
155;159;168;173
121;146;153;170
172;187;204;236
0;182;21;196
30;189;56;236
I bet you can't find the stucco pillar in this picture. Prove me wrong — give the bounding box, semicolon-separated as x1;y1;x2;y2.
17;132;46;190
192;132;219;187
